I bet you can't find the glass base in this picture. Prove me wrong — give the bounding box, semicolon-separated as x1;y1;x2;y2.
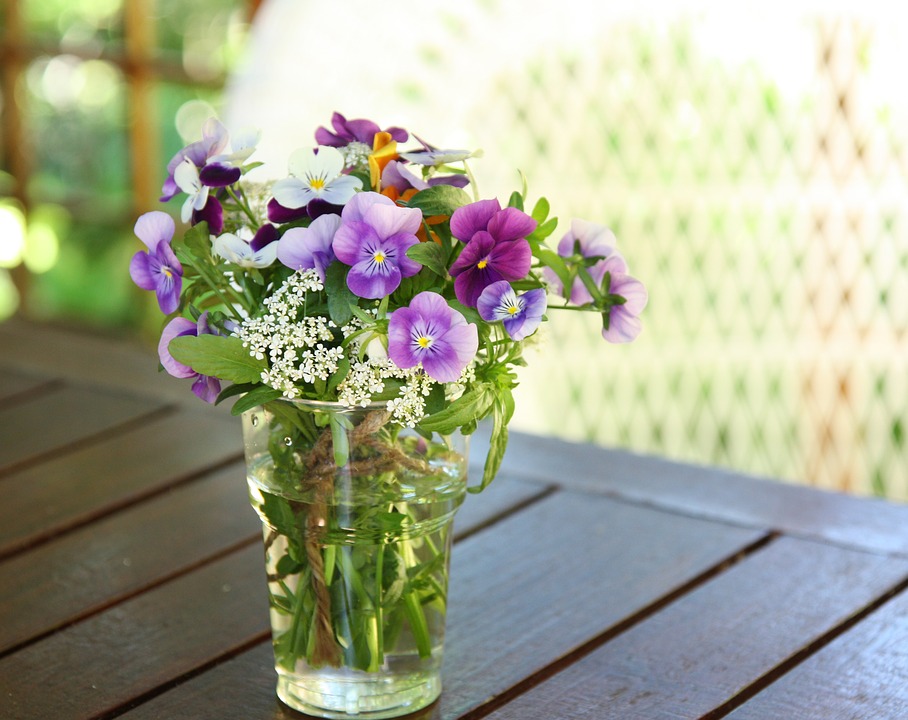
276;668;441;719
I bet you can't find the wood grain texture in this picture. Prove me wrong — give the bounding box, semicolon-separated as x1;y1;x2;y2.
435;490;766;719
0;366;54;405
0;319;201;406
0;462;259;654
726;587;908;720
0;544;270;720
0;383;166;474
482;536;908;720
0;405;242;559
496;431;908;557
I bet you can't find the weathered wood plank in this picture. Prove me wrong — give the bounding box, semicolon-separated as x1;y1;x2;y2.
116;642;285;720
0;366;55;405
0;405;242;559
0;319;198;405
481;536;908;719
0;544;270;720
0;462;259;655
0;384;167;474
496;431;908;557
118;490;767;719
726;587;908;719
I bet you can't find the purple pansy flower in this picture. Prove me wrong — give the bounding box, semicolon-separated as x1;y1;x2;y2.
448;199;537;307
158;313;222;403
315;112;408;148
160;118;228;202
381;160;470;194
193;195;224;235
160;118;249;206
277;213;342;281
129;211;183;314
387;291;479;383
477;281;547;341
602;272;648;343
332;192;422;299
266;197;343;225
548;219;622;305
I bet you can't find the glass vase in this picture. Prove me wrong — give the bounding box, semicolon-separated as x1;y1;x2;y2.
241;399;468;719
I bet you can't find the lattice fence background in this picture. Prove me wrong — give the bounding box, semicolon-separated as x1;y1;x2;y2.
232;4;908;499
466;14;908;498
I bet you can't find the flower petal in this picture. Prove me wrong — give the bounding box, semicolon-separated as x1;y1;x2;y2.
450;198;501;242
272;177;313;209
363;201;422;239
602;306;643;343
199;162;241;187
318;174;362;205
134;211;175;250
158;316;197;378
347;258;402;299
129;251;156;290
487;207;537;242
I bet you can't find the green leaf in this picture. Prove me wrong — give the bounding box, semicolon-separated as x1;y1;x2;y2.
406;242;447;278
405;185;471;216
470;387;514;494
528;216;558;242
168;334;266;383
536;247;572;293
530;196;550;223
230;385;284;415
325;262;357;326
262;493;300;538
182;221;211;260
417;385;495;434
214;381;256;405
446;297;483;326
507;191;524;211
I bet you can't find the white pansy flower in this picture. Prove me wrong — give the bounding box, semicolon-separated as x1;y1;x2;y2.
271;146;362;208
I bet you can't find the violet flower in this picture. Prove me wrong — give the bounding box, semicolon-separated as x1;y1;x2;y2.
129;211;183;314
160;118;247;204
602;272;648;343
316;112;408;147
477;281;547;341
332;192;422;299
387;291;479;383
193;196;224;235
447;200;536;307
158;313;222;403
277;213;342;281
549;219;622;305
381;160;469;195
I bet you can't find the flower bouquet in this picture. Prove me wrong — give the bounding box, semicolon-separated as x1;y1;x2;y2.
130;111;646;718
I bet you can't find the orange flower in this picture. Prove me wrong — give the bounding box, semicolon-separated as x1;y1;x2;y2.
368;132;399;191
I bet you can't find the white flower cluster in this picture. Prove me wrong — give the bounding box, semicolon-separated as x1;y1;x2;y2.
235;269;474;423
338;141;373;169
235;270;343;399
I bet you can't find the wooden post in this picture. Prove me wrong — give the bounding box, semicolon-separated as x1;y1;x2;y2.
123;0;160;215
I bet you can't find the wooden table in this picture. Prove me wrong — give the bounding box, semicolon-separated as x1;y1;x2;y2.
2;318;908;719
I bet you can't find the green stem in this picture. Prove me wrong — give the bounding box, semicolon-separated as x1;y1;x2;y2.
226;185;260;226
288;571;311;666
403;591;432;659
463;159;480;202
191;262;246;321
375;542;385;667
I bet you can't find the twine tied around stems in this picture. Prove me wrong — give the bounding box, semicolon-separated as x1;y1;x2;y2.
300;409;439;667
